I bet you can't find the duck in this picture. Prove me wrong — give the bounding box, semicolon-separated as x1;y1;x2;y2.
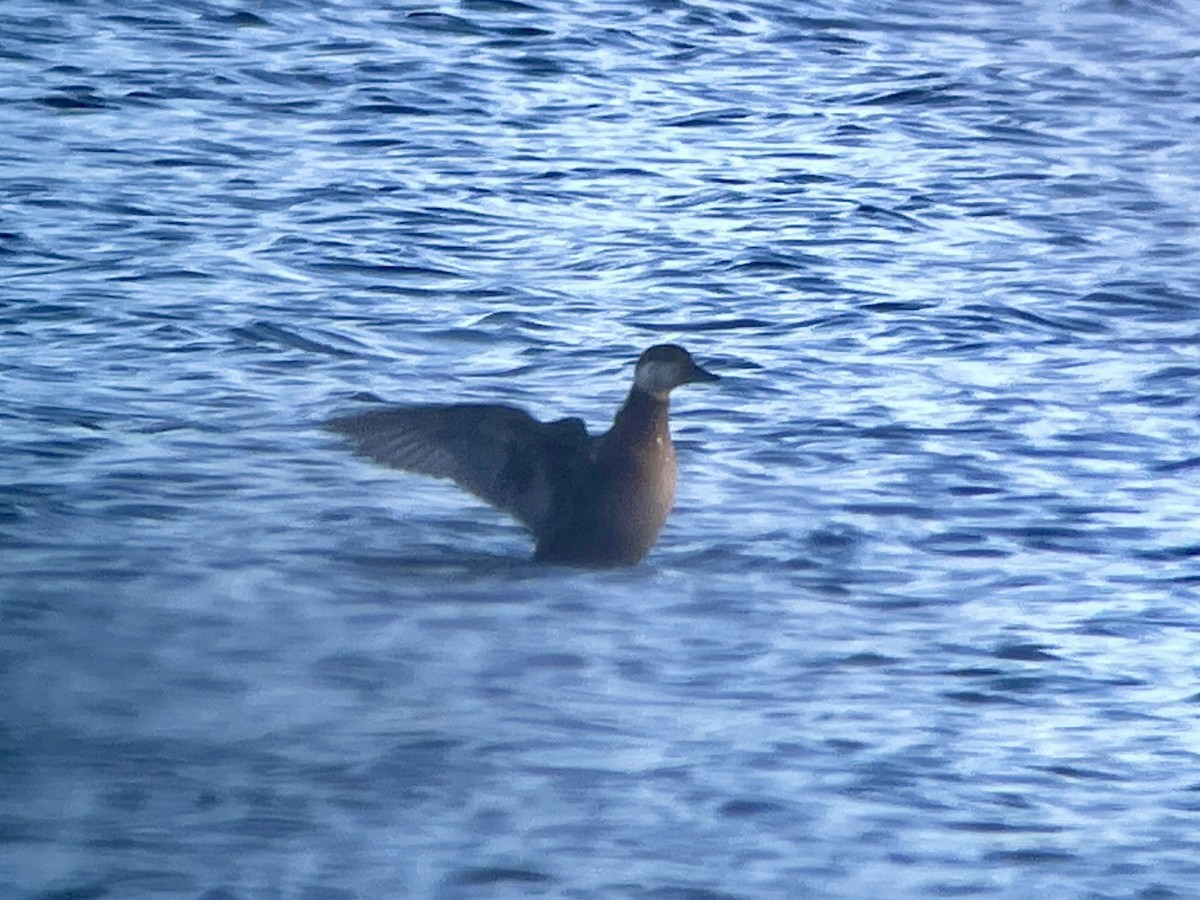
326;344;719;567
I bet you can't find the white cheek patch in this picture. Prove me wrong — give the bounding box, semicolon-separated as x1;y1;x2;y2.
634;360;677;393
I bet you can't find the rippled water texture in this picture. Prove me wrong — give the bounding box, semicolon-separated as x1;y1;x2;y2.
4;1;1200;897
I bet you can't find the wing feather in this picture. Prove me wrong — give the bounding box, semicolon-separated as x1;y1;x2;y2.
326;404;589;537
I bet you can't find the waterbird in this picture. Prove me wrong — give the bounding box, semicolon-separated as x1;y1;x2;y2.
327;344;720;566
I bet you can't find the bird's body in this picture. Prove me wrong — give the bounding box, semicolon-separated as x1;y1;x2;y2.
327;344;718;566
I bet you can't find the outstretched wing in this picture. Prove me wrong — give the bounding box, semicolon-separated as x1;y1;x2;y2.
326;404;590;537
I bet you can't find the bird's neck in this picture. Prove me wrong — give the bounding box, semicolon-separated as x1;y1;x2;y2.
607;387;671;448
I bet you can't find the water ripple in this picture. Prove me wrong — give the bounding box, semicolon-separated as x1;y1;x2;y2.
3;0;1200;898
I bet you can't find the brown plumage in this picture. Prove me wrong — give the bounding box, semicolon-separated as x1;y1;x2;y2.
326;344;719;567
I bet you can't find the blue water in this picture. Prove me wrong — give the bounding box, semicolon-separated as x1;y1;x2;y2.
4;1;1200;897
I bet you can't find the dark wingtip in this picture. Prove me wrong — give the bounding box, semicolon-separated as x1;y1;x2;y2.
324;413;358;435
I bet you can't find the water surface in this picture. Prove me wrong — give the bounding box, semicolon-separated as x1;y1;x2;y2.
3;1;1200;897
